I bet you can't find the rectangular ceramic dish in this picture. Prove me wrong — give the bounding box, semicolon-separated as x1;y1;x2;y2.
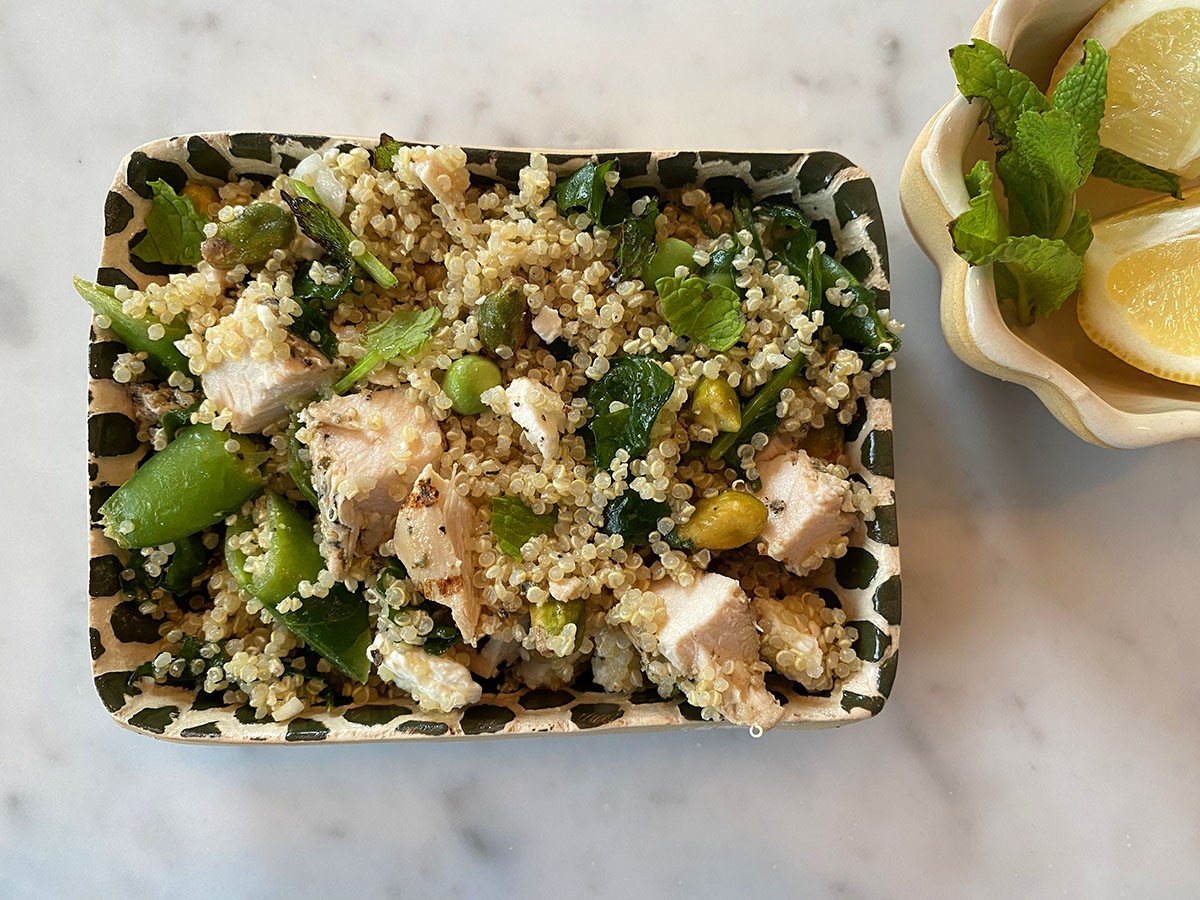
87;134;901;742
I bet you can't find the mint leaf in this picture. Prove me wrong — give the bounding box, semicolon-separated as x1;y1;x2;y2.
584;357;674;468
656;275;744;352
989;236;1084;323
1092;147;1184;199
614;200;660;280
950;40;1049;145
130;179;207;266
1062;208;1094;258
951;160;1008;263
373;133;402;172
996;108;1084;238
333;306;440;393
556;160;616;222
491;496;557;558
1051;39;1108;174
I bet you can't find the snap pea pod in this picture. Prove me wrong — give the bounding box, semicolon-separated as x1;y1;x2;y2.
159;533;208;595
100;425;266;549
225;493;371;682
73;276;189;377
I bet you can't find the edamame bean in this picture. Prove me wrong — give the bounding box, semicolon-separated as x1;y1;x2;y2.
201;202;296;269
674;491;767;550
645;237;697;288
477;283;528;354
692;378;742;434
444;355;502;415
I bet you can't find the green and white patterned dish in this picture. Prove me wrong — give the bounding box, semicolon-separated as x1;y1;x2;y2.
86;134;901;742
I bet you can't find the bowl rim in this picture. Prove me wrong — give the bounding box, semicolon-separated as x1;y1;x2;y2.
899;0;1200;449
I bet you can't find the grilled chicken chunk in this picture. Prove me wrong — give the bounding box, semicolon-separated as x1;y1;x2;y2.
755;448;855;576
300;389;444;579
392;464;483;645
652;572;783;731
200;294;334;434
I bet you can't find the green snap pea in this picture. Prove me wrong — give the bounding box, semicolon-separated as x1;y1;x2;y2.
674;491;767;550
644;238;697;287
530;598;584;638
201;202;296;269
225;493;371;682
477;283;528;355
444;355;502;415
100;425;266;549
73;276;189;377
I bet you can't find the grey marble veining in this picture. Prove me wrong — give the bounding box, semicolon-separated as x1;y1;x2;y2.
2;1;1198;897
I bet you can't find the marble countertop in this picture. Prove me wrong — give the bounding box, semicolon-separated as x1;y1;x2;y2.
3;1;1198;897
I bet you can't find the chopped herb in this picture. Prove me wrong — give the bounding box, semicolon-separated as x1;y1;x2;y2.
292;258;353;309
584;356;674;468
131;179;208;266
333;306;440;394
373;133;403;172
1092;147;1184;199
556;160;616;222
283;190;398;289
613;200;660;281
656;275;744;352
491;496;557;558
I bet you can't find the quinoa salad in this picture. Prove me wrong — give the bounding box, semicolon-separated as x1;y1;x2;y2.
78;140;902;733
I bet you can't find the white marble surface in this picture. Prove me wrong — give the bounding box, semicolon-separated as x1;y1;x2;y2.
2;1;1198;897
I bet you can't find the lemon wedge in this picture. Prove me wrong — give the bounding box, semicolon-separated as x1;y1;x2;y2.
1052;0;1200;180
1078;189;1200;383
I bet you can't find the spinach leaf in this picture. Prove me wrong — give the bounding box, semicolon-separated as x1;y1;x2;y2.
373;133;403;172
602;493;672;546
131;179;208;266
584;357;674;469
288;298;338;359
556;160;616;222
491;496;558;558
613;200;659;281
293;258;353;309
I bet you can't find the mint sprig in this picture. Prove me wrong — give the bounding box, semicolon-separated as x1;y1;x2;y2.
948;39;1182;324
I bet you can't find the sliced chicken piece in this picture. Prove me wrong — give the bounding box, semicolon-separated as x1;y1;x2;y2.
468;637;521;680
200;293;334;434
503;376;565;461
754;448;856;576
408;145;473;241
300;389;444;579
531;306;563;344
369;632;481;713
392;464;483;645
652;572;783;731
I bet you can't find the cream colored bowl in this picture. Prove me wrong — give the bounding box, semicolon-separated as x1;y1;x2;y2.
900;0;1200;448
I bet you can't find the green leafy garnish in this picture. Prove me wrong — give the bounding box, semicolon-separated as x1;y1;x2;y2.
282;190;398;289
601;493;672;547
949;39;1182;323
1092;148;1184;199
130;179;208;266
613;200;660;280
656;275;744;352
373;133;402;172
333;306;441;394
584;357;675;468
491;496;557;558
556;160;616;222
409;601;462;655
293;258;353;309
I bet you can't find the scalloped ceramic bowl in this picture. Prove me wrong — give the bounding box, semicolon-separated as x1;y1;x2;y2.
900;0;1200;448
